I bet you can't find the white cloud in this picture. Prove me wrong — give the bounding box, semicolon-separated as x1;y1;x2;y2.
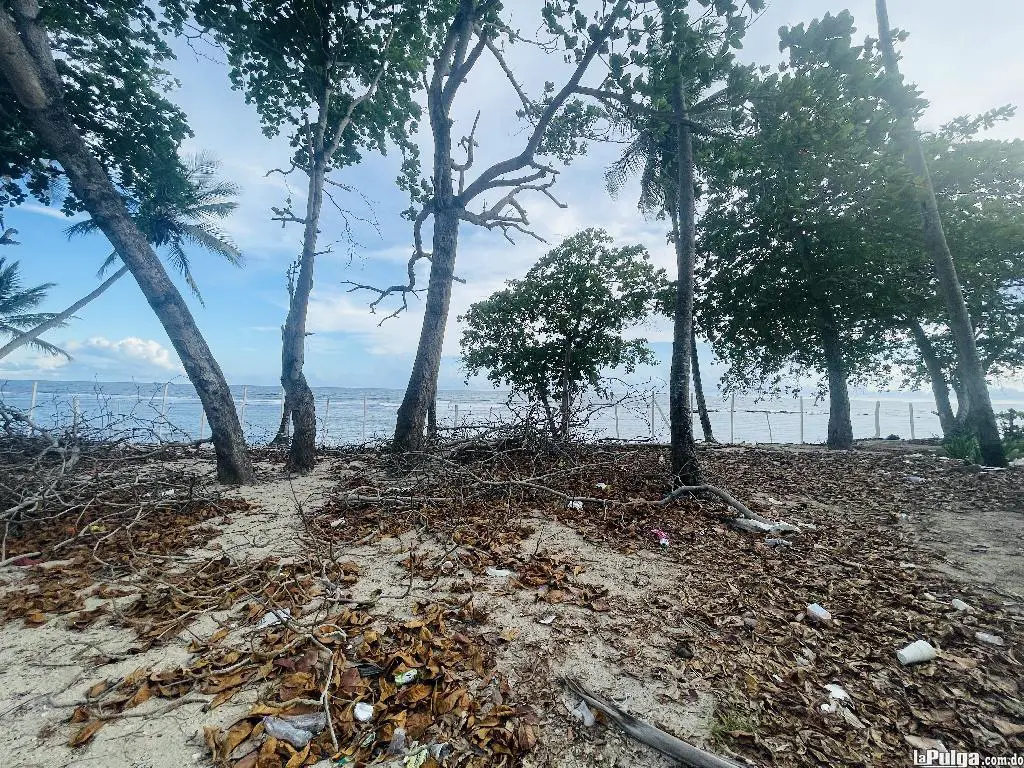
67;336;183;373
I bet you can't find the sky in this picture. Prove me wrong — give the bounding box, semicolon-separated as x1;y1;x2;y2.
2;0;1023;392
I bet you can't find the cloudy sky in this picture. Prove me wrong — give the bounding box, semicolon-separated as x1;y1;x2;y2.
2;0;1022;391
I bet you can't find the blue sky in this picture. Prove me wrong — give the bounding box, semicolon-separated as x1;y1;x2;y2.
2;0;1023;392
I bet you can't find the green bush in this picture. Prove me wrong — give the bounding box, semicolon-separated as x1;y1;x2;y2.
942;431;981;464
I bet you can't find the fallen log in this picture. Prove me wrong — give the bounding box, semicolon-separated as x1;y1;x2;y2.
563;677;751;768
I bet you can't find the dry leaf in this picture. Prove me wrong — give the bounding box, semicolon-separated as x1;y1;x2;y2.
69;720;104;748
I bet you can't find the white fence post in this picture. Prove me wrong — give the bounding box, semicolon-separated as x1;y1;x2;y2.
730;393;736;443
614;398;620;439
909;402;916;440
323;396;331;444
362;393;367;442
239;385;248;429
650;391;656;439
875;401;881;439
29;381;38;418
454;402;459;428
764;411;773;443
71;396;79;433
198;409;205;441
799;396;804;444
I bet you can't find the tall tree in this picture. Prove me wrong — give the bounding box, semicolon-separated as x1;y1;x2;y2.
192;0;432;472
0;0;253;482
875;0;1007;466
580;0;760;480
347;0;633;452
697;12;911;449
460;228;663;440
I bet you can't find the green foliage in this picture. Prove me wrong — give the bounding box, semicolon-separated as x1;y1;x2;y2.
997;409;1023;441
64;154;242;303
0;257;67;357
459;229;665;438
942;431;982;464
1;0;192;216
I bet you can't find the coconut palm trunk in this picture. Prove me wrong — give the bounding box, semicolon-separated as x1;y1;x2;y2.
876;0;1006;466
909;320;957;436
0;4;253;483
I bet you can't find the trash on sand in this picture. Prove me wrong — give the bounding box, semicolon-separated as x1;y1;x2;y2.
951;598;974;612
538;613;556;625
354;702;375;721
651;528;670;547
280;712;327;732
567;499;584;510
160;489;175;497
394;669;418;685
905;735;947;753
897;640;938;665
595;482;609;491
806;603;832;624
975;632;1005;647
764;537;791;547
905;475;926;484
486;567;514;578
256;608;291;629
262;715;322;748
572;699;597;727
823;683;851;702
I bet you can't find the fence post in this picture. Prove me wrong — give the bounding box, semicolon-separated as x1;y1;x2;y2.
799;396;804;444
72;396;79;433
454;402;459;428
239;385;248;430
764;411;773;443
730;393;736;443
650;391;655;439
909;402;916;440
614;397;620;440
198;409;205;441
29;381;38;418
362;393;367;442
323;396;331;444
874;400;881;439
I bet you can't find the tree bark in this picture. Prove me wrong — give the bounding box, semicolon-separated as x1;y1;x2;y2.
909;320;957;436
277;155;325;473
820;322;854;449
876;0;1006;466
691;330;715;442
668;74;701;484
0;3;253;483
0;264;128;360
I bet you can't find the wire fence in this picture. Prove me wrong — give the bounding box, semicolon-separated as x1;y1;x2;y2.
0;379;975;446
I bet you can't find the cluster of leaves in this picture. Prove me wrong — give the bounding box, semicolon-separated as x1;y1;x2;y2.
0;256;66;356
459;229;664;438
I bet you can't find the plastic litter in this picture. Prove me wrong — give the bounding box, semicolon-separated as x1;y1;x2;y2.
571;699;596;727
975;631;1004;646
256;608;291;629
764;537;791;547
567;499;583;510
806;603;832;624
538;613;556;625
354;702;375;721
651;528;670;547
951;598;974;612
262;716;315;748
823;683;850;701
905;475;926;483
897;639;937;665
486;567;514;578
394;669;418;685
281;712;327;733
595;482;609;491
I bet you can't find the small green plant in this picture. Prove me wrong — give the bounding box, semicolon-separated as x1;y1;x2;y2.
942;430;982;464
710;706;757;744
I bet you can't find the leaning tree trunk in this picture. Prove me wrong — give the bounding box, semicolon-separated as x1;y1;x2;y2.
668;76;701;485
909;320;957;436
820;324;854;449
0;264;128;360
691;330;715;442
277;156;326;473
0;5;253;484
876;0;1006;466
394;208;459;452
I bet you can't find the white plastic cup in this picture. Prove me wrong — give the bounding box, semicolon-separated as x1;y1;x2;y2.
897;640;937;665
807;603;832;624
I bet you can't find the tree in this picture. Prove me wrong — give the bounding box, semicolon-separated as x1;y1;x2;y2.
577;0;760;481
460;228;664;440
875;0;1007;466
696;13;919;449
0;153;244;361
346;0;634;453
0;0;254;483
0;256;67;357
192;0;431;472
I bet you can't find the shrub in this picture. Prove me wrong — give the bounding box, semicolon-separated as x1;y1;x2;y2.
942;431;981;464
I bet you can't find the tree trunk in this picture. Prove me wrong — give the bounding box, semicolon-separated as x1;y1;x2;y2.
0;5;253;483
559;343;573;441
0;264;128;360
393;208;459;452
876;0;1006;467
668;75;701;485
278;156;325;473
908;321;956;436
691;330;715;442
820;323;854;449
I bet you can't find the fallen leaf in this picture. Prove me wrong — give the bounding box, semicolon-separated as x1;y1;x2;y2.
69;720;104;748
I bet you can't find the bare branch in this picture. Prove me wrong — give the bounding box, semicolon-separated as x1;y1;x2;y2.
484;37;531;111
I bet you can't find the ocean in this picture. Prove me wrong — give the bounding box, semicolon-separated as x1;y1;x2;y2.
1;379;1021;445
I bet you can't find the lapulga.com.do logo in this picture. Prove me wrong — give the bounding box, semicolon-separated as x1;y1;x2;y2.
913;751;1024;767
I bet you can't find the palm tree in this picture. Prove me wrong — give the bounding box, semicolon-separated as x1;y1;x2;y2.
0;256;68;358
0;154;242;361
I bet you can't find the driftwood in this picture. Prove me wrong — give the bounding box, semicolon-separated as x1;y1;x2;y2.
563;677;750;768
